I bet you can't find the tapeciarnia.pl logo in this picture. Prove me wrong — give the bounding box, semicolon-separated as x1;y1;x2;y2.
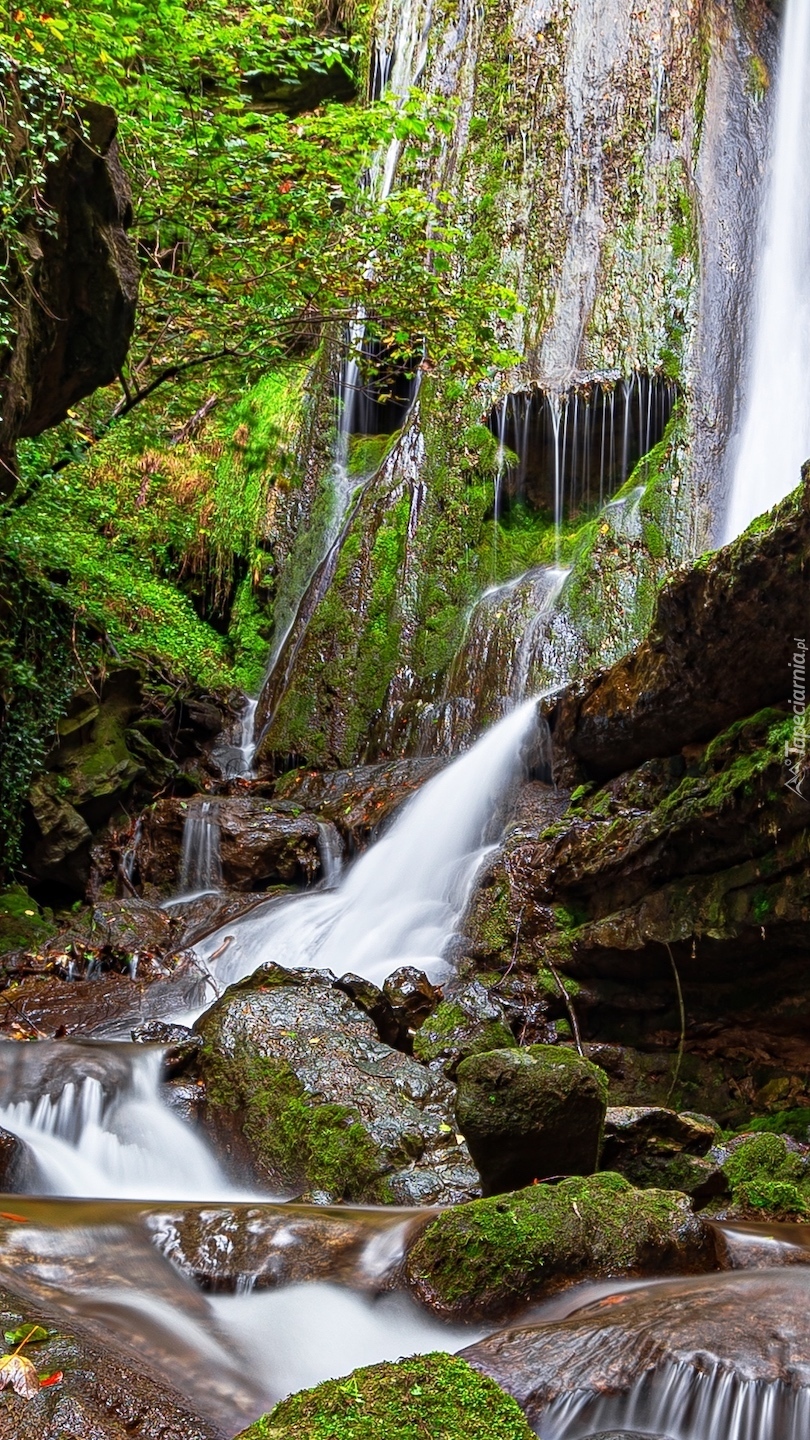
785;637;807;798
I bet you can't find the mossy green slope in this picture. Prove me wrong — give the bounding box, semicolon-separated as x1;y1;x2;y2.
234;1354;535;1440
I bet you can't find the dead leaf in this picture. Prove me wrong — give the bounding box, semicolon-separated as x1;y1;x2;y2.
39;1371;63;1388
0;1354;40;1398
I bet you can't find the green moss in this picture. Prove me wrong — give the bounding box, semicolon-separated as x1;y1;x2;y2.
735;1110;810;1143
412;999;515;1071
0;885;55;954
723;1133;810;1218
236;1353;535;1440
203;1045;390;1202
406;1172;703;1317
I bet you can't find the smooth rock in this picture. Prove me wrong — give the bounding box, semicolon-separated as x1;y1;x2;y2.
455;1045;608;1195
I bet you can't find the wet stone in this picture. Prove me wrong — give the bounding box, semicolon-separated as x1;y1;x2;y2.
131;1020;203;1077
383;966;442;1041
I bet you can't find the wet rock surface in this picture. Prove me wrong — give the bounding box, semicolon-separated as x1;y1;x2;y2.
273;758;445;849
405;1172;715;1322
194;965;478;1204
461;1269;810;1424
138;796;322;892
602;1106;724;1200
455;1045;608;1195
412;982;516;1077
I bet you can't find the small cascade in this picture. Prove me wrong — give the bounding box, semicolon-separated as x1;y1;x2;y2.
121;817;143;892
724;0;810;540
0;1044;242;1200
316;821;344;888
176;800;222;899
235;697;258;778
490;374;678;529
191;699;539;1001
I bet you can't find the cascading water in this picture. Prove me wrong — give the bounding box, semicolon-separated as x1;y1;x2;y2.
723;0;810;541
174;800;222;899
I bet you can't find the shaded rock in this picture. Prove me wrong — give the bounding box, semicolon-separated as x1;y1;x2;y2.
405;1172;715;1322
412;983;516;1077
91;898;181;953
236;1353;535;1440
161;1075;206;1123
194;965;478;1204
383;966;442;1041
273;758;445;849
25;779;93;892
455;1045;608;1196
243;58;358;118
0;1126;38;1192
601;1106;726;1200
131;1021;203;1077
0;68;138;486
548;478;810;783
0;886;55;957
461;1270;810;1428
334;973;402;1048
138;796;322;893
147;1203;423;1293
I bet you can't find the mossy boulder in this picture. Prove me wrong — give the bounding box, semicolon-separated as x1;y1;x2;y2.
455;1044;608;1195
413;983;516;1077
234;1353;535;1440
719;1132;810;1218
405;1172;715;1321
0;886;55;956
194;965;478;1204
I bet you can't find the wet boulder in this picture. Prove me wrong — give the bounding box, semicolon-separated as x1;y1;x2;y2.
131;1020;203;1077
273;758;445;849
601;1106;725;1200
236;1353;535;1440
712;1131;810;1219
194;965;478;1205
0;1126;39;1192
412;982;516;1077
405;1171;715;1321
382;966;442;1041
334;973;403;1048
455;1045;608;1196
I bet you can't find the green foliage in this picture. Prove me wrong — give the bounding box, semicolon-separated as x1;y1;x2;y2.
738;1109;810;1144
237;1354;535;1440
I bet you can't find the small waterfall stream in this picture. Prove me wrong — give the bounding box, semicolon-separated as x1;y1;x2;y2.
175;800;223;900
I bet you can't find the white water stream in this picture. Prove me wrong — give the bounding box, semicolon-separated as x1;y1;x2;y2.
723;0;810;540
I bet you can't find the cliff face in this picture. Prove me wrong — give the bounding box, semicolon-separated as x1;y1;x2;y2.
0;64;139;490
254;0;777;771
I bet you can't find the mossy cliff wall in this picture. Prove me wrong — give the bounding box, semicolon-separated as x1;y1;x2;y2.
255;0;776;770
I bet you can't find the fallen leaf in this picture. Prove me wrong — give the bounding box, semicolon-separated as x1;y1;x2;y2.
0;1213;29;1224
0;1354;40;1398
4;1326;47;1346
39;1371;63;1388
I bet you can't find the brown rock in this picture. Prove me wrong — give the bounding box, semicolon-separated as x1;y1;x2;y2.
138;796;322;892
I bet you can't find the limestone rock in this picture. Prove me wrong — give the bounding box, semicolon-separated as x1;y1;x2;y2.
194;965;478;1204
455;1045;608;1195
405;1172;715;1321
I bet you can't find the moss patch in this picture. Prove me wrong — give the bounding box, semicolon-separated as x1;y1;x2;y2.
0;885;55;954
722;1133;810;1219
235;1353;535;1440
203;1045;390;1202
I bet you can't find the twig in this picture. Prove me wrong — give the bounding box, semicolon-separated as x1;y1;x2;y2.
547;959;584;1056
664;941;686;1105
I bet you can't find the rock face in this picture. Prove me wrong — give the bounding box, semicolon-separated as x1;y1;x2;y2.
455;1045;608;1195
549;479;810;783
405;1172;715;1321
413;983;516;1077
194;964;478;1204
272;758;445;849
137;796;322;892
0;63;139;487
602;1106;724;1200
461;1270;810;1429
236;1354;535;1440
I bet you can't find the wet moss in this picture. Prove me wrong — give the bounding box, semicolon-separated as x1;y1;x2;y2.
236;1353;535;1440
406;1172;709;1319
722;1133;810;1219
412;999;515;1073
203;1045;391;1203
0;885;55;955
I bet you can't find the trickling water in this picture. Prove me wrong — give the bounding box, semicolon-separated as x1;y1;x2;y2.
316;821;344;888
191;699;539;1001
176;800;222;899
724;0;810;540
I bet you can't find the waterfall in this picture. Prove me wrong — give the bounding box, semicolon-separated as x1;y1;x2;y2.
191;699;538;1002
723;0;810;541
176;800;222;898
0;1044;241;1200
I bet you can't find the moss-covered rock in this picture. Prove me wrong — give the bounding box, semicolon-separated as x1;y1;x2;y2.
194;965;478;1205
405;1172;715;1321
720;1132;810;1219
0;885;55;956
412;984;516;1077
455;1044;608;1195
234;1353;535;1440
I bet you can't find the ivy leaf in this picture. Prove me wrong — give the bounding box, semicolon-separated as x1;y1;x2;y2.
0;1353;41;1398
